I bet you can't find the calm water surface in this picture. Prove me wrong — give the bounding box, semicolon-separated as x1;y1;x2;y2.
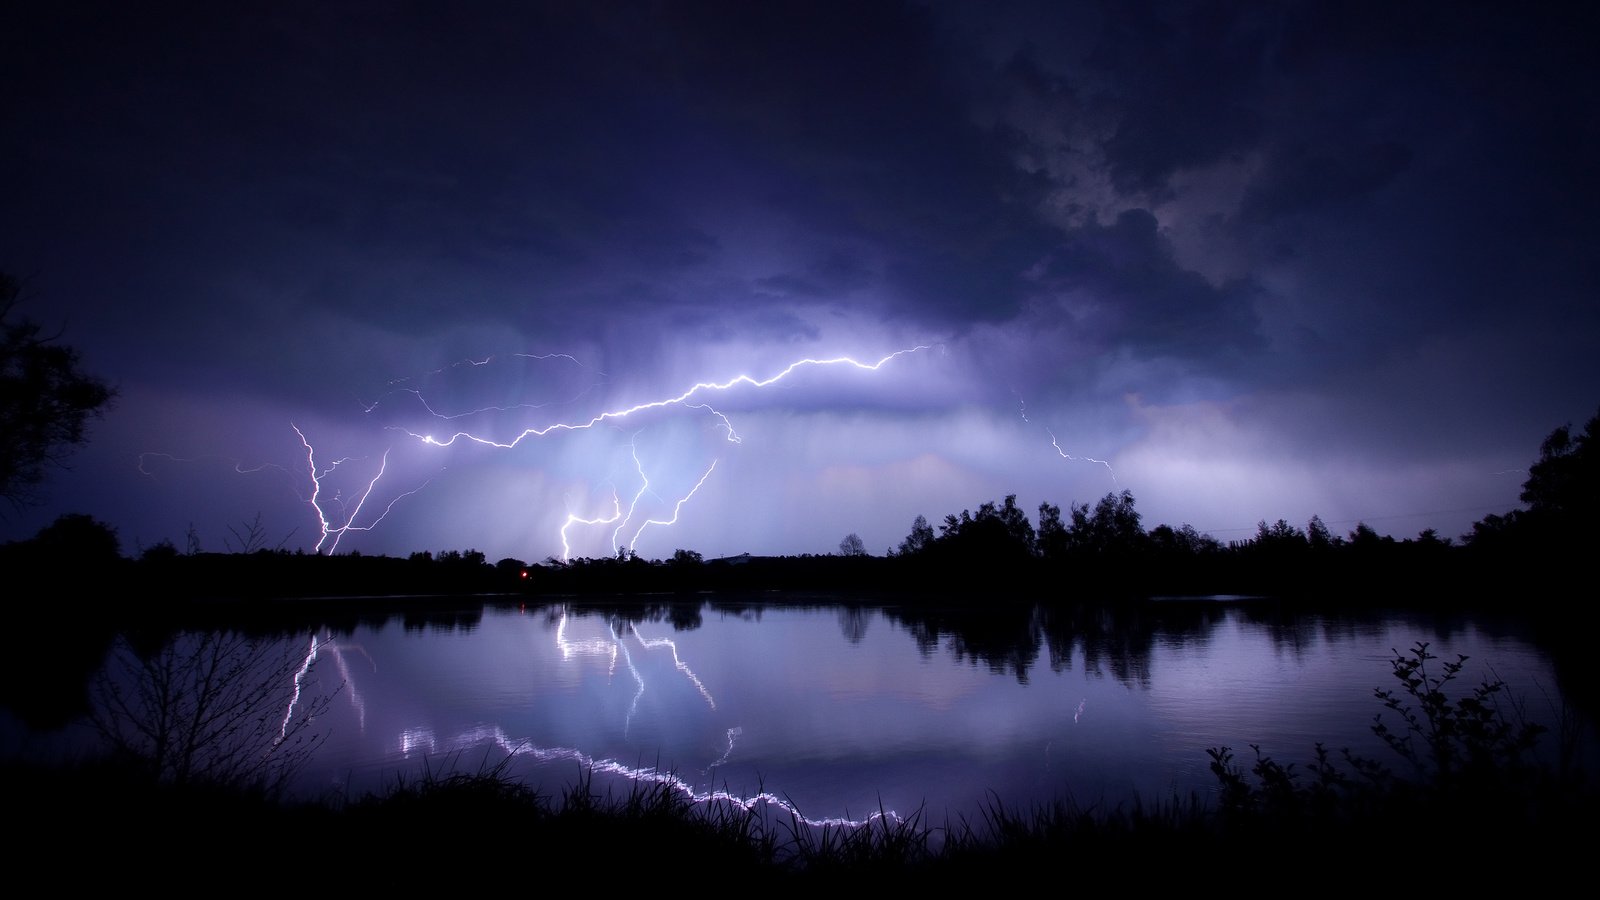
9;596;1590;832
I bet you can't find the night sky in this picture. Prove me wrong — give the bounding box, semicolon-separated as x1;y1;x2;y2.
4;1;1597;563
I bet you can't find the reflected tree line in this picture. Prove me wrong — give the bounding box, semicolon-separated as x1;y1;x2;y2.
503;593;1524;698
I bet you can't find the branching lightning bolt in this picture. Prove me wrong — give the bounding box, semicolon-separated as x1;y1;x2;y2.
630;623;716;711
151;346;931;559
628;458;718;554
532;347;928;559
407;347;931;450
560;490;625;563
687;403;740;443
280;631;368;745
559;445;718;563
294;424;433;554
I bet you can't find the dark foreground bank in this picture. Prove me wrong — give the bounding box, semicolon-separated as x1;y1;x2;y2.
11;725;1592;891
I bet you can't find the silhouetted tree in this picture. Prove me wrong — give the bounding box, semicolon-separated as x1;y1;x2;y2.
1460;408;1599;551
898;514;935;556
1037;501;1068;559
432;548;485;568
0;273;115;508
839;532;867;556
1067;490;1145;556
1147;522;1221;556
1520;408;1599;531
937;495;1036;562
222;511;295;554
1348;522;1394;549
1413;528;1451;548
1254;518;1308;550
140;538;180;562
29;511;121;562
1307;515;1336;550
996;495;1037;555
495;556;528;583
1462;509;1523;548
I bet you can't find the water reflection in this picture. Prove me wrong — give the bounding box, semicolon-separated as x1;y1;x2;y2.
4;594;1591;836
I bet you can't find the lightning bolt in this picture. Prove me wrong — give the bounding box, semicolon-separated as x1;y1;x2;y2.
594;435;719;559
363;353;606;419
393;609;898;834
281;630;372;739
294;425;434;554
396;722;902;833
627;458;718;555
560;488;625;563
505;348;928;560
708;726;742;772
1019;398;1117;483
378;352;596;389
151;346;932;560
408;346;931;559
629;623;717;711
613;626;650;735
138;452;289;478
278;633;322;745
140;444;430;557
687;403;739;443
407;347;932;450
553;613;717;733
554;447;717;563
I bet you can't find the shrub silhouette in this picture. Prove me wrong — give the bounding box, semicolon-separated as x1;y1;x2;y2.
1207;641;1568;835
88;630;338;798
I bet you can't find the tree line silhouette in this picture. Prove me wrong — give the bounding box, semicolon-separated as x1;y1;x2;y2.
532;406;1594;603
2;407;1595;610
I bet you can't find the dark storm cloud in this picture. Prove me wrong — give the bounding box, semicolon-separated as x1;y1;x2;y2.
12;6;706;293
756;249;877;301
1240;140;1412;221
637;1;1069;325
1037;208;1264;365
1084;2;1270;195
685;307;823;346
9;1;1248;363
976;1;1598;372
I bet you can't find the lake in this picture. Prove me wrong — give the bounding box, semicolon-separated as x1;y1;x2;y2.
6;594;1591;835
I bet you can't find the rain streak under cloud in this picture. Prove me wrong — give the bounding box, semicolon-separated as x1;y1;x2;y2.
3;1;1597;562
